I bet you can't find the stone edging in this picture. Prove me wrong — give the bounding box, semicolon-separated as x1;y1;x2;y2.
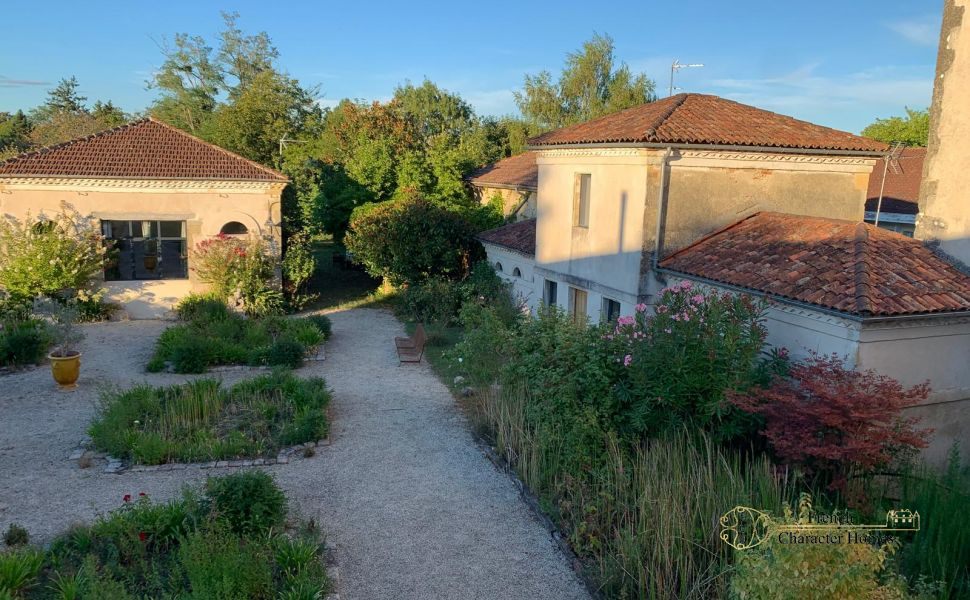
69;437;331;474
324;539;340;600
479;440;605;600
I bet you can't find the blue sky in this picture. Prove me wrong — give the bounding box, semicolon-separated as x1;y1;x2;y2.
0;0;942;133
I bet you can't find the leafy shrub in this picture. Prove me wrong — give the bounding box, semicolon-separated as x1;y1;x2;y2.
606;281;768;439
0;203;106;304
344;193;481;286
0;318;49;367
0;548;43;596
206;471;287;536
192;235;283;317
730;353;931;490
90;372;331;464
180;522;274;599
175;293;231;323
399;277;464;324
169;334;211;374
282;231;319;310
730;494;917;600
306;314;332;340
2;524;28;547
265;339;308;369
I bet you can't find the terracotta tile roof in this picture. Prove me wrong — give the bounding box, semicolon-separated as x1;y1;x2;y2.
659;212;970;317
0;117;288;181
865;147;925;215
477;218;536;257
468;152;538;190
528;94;888;153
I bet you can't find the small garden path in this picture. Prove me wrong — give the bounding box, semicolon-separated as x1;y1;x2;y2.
0;308;589;600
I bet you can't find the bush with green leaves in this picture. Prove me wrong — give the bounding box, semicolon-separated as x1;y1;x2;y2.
399;261;521;326
0;203;107;305
191;234;283;317
2;524;28;548
12;475;329;598
205;470;287;536
282;231;319;309
148;298;326;373
0;318;49;367
344;193;482;286
89;371;330;464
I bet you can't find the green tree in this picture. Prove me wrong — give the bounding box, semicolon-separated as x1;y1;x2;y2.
344;193;481;285
91;100;128;128
217;11;279;96
0;111;32;159
514;33;656;132
150;33;223;134
26;77;129;147
208;69;322;166
862;107;929;146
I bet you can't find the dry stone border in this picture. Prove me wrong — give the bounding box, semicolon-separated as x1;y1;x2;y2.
68;436;331;475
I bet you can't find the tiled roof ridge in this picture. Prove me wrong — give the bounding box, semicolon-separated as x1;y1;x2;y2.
144;116;288;181
0;118;150;169
853;222;874;316
643;93;689;141
0;116;288;182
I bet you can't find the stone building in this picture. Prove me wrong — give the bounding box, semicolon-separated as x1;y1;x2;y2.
467;152;537;220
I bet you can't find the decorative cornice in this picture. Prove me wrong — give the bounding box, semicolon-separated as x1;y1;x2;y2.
0;177;286;194
535;148;648;159
675;150;876;172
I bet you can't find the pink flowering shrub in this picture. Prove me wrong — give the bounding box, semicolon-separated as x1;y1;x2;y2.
606;280;768;439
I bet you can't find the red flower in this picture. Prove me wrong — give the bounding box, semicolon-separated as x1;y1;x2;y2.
123;494;131;503
139;531;147;542
138;492;146;497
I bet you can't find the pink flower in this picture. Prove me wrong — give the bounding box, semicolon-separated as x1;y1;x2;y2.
623;355;633;367
635;303;647;312
656;305;668;314
617;315;635;326
691;294;705;304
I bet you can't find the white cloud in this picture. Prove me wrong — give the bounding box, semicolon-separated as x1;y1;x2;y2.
886;15;940;46
0;75;48;88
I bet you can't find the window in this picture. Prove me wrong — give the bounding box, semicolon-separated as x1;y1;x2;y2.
495;261;504;273
544;279;558;306
512;267;522;278
102;220;188;281
573;173;591;228
219;221;249;235
569;287;588;323
602;298;621;323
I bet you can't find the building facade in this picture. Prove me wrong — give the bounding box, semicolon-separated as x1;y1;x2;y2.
0;118;287;318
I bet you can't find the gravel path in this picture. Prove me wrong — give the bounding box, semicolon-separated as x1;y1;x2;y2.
0;308;589;600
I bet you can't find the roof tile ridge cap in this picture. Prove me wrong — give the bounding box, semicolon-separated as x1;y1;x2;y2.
659;210;763;266
146;115;289;181
853;222;874;316
0;118;150;168
643;93;690;141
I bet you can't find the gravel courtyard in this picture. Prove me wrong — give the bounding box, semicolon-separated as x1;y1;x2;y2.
0;308;589;600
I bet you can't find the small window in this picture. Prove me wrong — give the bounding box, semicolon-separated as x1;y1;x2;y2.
603;298;621;323
102;219;188;281
569;287;588;323
512;267;522;278
495;261;504;273
573;173;591;228
544;280;558;306
219;221;249;235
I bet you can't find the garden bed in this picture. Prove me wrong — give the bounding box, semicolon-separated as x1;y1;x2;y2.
89;370;331;465
0;471;332;598
146;296;331;373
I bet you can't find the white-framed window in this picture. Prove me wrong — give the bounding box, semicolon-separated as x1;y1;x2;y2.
544;279;558;306
512;267;522;277
573;173;591;228
569;287;588;323
602;298;621;323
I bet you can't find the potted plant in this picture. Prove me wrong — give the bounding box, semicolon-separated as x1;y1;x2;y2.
34;298;83;389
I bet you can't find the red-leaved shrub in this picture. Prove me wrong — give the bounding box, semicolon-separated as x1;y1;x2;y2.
729;354;931;489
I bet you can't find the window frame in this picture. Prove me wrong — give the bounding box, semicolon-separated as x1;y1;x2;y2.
573;173;591;228
602;297;621;323
102;219;189;281
569;286;588;323
544;279;558;306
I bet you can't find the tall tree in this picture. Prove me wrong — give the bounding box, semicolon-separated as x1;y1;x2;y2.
27;77;129;147
514;33;656;132
0;111;32;159
862;108;929;147
217;11;279;96
150;33;223;134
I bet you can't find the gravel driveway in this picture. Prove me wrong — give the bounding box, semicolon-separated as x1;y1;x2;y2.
0;308;589;600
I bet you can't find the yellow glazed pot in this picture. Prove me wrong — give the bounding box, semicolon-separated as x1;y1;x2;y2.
49;351;81;390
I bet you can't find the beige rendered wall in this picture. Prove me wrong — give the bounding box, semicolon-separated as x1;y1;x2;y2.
915;0;970;266
0;178;284;318
535;148;875;304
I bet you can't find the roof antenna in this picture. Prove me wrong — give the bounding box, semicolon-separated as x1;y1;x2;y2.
669;60;704;97
873;141;905;228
